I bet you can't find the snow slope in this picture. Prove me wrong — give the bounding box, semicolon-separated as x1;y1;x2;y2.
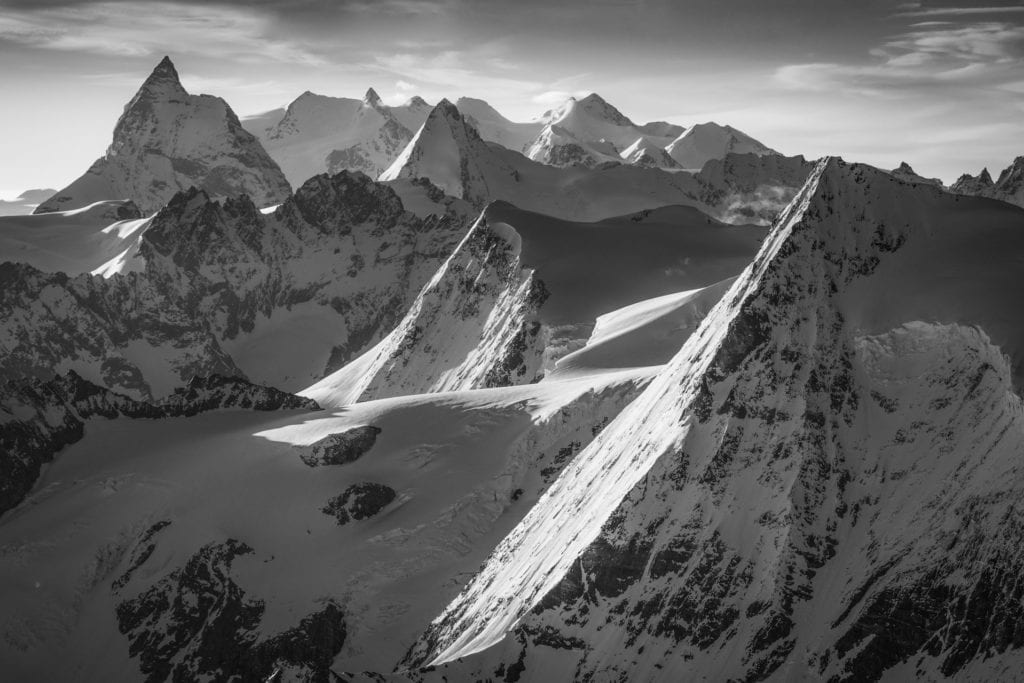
245;89;427;188
0;200;148;275
405;158;1024;681
0;189;56;216
0;365;652;680
36;57;290;215
667;121;778;170
305;201;766;407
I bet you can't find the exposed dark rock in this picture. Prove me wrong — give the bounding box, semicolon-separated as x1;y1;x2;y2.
299;426;382;467
322;483;397;525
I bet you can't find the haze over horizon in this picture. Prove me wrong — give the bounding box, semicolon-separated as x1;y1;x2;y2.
1;0;1023;193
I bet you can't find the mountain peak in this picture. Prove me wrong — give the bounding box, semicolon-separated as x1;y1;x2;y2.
139;55;185;96
405;95;429;108
430;99;460;121
574;92;631;125
363;87;382;107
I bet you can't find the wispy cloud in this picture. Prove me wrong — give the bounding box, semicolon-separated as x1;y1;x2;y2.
0;1;326;64
775;20;1024;94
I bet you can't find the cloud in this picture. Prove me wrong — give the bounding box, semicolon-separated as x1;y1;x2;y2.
896;5;1024;18
775;21;1024;94
369;50;544;95
0;1;326;64
531;90;590;106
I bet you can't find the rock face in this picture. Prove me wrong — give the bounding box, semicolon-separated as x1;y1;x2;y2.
114;537;346;682
0;371;319;517
36;57;291;215
303;208;549;407
405;158;1024;681
951;156;1024;209
2;171;468;399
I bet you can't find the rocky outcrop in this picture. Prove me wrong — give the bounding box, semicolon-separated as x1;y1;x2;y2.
405;158;1024;681
298;425;382;467
0;371;319;517
951;156;1024;209
37;57;290;215
114;538;346;682
2;171;469;399
322;483;397;524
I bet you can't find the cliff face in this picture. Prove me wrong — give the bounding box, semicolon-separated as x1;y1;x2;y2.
405;159;1024;681
2;172;469;400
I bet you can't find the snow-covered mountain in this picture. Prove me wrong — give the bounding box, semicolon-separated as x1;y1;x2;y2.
403;158;1024;681
244;89;432;188
456;97;545;153
525;93;680;168
36;57;290;215
306;200;765;408
951;156;1024;209
0;200;145;274
666;121;778;169
0;188;55;216
2;172;469;400
380;99;806;224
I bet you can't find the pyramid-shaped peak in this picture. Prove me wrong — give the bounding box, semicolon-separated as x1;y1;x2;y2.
405;95;429;108
140;55;185;95
895;161;916;174
429;99;460;119
979;167;993;183
363;87;382;107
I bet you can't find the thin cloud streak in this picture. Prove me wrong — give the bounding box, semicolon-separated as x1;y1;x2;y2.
0;1;326;64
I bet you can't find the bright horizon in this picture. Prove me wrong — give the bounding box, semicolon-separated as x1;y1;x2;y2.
1;0;1023;191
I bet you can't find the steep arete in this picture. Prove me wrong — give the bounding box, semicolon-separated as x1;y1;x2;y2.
406;158;1024;681
303;204;548;407
36;57;291;215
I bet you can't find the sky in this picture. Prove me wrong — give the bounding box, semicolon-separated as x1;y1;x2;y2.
0;0;1022;195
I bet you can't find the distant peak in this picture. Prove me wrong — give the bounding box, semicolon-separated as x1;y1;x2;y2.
577;92;607;106
405;95;429;108
980;167;993;183
140;55;185;95
363;87;382;107
431;98;459;118
895;161;916;174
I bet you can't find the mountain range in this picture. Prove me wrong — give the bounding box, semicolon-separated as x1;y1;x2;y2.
2;56;1024;683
